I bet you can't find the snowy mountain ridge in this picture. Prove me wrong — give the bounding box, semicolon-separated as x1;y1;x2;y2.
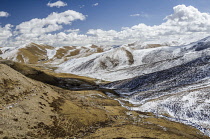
0;43;108;64
57;36;210;81
1;36;210;82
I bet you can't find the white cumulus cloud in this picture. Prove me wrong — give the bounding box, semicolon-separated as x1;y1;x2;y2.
47;0;67;8
1;5;210;47
5;10;86;47
0;11;10;17
0;24;13;46
15;10;86;38
86;5;210;45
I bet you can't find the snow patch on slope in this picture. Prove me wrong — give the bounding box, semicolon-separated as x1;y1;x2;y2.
0;47;19;61
46;49;57;59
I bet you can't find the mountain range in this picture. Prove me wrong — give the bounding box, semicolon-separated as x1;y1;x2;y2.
1;37;210;138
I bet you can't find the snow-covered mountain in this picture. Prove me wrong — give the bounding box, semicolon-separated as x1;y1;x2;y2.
104;55;210;136
1;37;210;82
0;43;54;64
56;36;210;135
0;43;108;64
57;36;210;81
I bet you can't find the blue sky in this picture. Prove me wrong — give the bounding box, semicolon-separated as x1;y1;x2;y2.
1;0;210;31
1;0;210;47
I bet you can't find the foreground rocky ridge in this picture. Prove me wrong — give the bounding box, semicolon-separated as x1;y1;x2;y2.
0;61;208;138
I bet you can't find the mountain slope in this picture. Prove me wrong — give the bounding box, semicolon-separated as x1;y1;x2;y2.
1;37;210;137
0;43;53;64
0;43;107;65
104;55;210;136
0;60;99;90
0;63;124;138
57;36;210;81
0;62;209;138
1;37;210;82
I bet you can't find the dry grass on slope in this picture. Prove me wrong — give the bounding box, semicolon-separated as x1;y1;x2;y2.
0;60;101;88
52;45;104;63
84;109;209;139
0;64;125;138
16;43;53;64
54;46;77;59
0;64;60;138
0;64;114;138
0;60;58;85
